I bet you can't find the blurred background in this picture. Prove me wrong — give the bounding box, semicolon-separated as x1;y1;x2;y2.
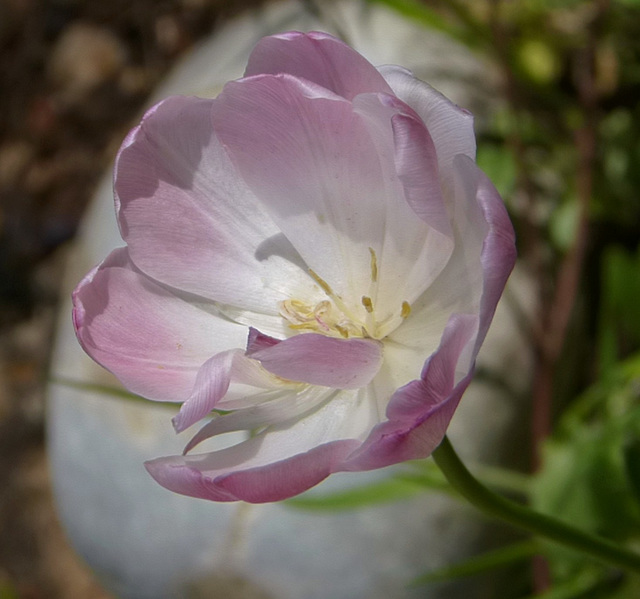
2;0;640;597
1;1;265;596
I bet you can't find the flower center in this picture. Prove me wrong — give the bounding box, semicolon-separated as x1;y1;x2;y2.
279;298;363;338
279;248;411;340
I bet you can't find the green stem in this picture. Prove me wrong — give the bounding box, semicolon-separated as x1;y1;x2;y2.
432;436;640;575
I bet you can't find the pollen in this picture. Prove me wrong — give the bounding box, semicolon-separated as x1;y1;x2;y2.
281;251;408;341
279;298;361;338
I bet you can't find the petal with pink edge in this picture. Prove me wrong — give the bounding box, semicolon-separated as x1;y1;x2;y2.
390;155;515;354
340;313;479;471
73;248;246;402
172;348;290;433
349;93;454;324
146;389;374;502
460;155;517;351
378;65;476;196
390;112;451;234
183;385;333;453
244;31;392;100
146;438;359;503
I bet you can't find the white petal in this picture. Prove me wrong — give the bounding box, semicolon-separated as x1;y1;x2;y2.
115;95;319;315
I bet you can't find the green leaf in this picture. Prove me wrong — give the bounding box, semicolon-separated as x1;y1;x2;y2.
597;245;640;373
286;475;427;511
412;540;537;586
408;457;532;498
515;569;607;599
51;377;179;411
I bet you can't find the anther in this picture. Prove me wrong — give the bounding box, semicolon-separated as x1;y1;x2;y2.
401;301;411;319
368;247;378;283
361;296;374;313
335;324;350;338
308;268;333;296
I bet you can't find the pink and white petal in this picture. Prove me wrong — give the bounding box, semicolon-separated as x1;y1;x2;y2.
183;385;334;453
340;313;479;471
378;65;476;196
389;155;512;351
171;350;236;432
73;248;246;402
462;156;517;351
340;373;473;472
145;389;377;502
115;95;318;314
372;338;440;406
390;112;451;235
349;93;454;325
244;31;392;100
213;353;301;410
146;438;359;503
212;74;397;310
173;348;289;432
247;331;383;390
214;304;292;340
387;313;479;421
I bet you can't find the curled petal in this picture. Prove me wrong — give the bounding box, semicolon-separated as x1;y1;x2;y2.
378;64;476;195
460;154;518;351
145;438;359;503
172;350;237;433
390;112;451;237
246;329;383;390
183;385;332;454
173;349;282;433
147;391;367;502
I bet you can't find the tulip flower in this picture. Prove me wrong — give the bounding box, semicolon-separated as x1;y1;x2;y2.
73;31;516;503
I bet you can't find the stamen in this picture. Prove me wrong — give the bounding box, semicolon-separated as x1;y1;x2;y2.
401;301;411;319
335;324;350;338
308;267;357;324
361;296;374;313
368;247;378;283
308;269;333;296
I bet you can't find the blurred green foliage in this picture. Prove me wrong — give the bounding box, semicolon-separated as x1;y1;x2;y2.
531;351;640;596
